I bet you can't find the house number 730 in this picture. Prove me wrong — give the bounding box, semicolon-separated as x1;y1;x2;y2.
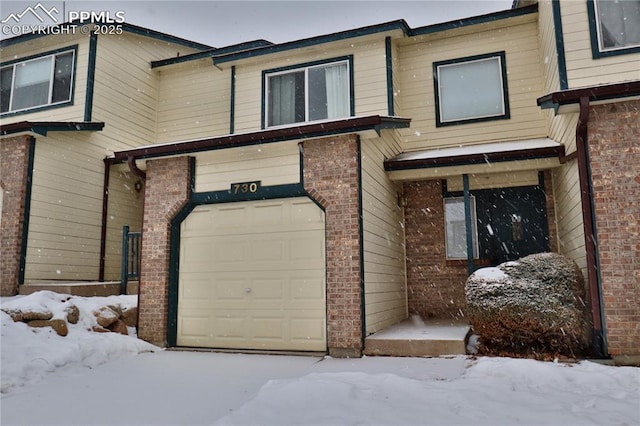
231;181;260;195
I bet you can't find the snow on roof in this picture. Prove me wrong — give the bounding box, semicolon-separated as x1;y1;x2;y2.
392;138;561;162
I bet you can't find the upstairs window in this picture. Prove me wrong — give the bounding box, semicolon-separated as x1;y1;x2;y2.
264;58;351;128
1;49;75;114
591;0;640;55
433;52;509;127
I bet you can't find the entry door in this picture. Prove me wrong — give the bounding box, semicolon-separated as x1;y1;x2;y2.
177;198;326;351
477;187;549;264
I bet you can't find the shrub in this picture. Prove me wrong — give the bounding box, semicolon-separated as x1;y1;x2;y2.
466;253;592;358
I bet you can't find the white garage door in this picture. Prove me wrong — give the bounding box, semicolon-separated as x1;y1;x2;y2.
177;197;326;351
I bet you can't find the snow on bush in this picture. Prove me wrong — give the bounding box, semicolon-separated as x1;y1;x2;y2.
465;252;591;358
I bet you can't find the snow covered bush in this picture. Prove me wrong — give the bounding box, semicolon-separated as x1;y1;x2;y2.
465;253;591;358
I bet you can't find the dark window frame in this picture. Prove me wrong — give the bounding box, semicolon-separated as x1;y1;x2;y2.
587;0;640;58
0;45;78;117
433;51;510;127
261;56;355;129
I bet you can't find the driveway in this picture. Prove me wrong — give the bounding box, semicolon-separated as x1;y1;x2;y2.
1;351;468;425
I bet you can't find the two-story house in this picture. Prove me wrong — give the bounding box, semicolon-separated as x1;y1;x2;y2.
1;1;638;362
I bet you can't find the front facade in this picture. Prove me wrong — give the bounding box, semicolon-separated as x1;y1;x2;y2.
1;1;638;360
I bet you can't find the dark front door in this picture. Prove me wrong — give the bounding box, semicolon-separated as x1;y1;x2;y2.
476;186;549;265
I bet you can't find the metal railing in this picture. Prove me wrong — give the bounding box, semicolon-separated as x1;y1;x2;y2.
121;225;141;294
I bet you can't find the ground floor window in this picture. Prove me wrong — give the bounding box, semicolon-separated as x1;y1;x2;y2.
444;196;478;259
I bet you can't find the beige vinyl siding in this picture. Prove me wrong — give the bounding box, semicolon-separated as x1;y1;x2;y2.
560;1;640;88
232;37;388;134
361;134;407;335
92;33;202;152
537;0;562;94
16;32;200;283
103;164;145;281
156;61;230;143
0;34;89;123
397;17;548;153
446;170;540;192
548;112;587;276
24;132;105;282
194;141;300;193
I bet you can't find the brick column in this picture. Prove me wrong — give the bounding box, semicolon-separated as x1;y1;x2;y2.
0;136;33;296
303;135;362;357
588;100;640;358
137;156;191;346
403;180;468;319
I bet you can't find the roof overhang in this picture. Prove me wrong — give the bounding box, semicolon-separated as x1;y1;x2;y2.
110;115;410;163
537;80;640;114
0;121;105;137
384;138;564;181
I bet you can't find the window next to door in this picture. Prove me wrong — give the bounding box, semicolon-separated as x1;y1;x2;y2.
1;46;77;116
263;56;353;128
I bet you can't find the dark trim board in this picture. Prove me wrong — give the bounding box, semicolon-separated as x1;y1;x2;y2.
551;0;568;90
85;34;98;121
18;137;36;285
385;37;394;116
211;5;538;66
384;145;564;171
112;115;411;163
0;22;212;50
0;121;105;136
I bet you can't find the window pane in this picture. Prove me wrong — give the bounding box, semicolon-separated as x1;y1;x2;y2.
309;62;349;121
1;67;12;113
445;197;478;259
596;0;640;50
268;71;304;126
438;57;504;122
52;52;74;103
12;57;51;111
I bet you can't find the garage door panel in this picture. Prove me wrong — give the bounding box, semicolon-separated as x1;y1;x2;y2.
179;315;211;339
178;197;326;351
291;277;325;300
290;317;326;342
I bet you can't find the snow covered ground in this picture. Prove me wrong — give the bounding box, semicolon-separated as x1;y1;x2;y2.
1;292;639;425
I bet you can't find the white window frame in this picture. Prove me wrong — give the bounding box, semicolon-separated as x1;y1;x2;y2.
264;59;351;128
593;0;640;53
444;196;479;260
434;52;508;127
1;49;75;115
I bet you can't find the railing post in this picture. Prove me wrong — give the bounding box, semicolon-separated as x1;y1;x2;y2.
121;225;129;295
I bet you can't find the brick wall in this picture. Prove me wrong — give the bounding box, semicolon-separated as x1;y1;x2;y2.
0;136;32;296
303;135;363;357
137;156;191;346
403;180;468;319
588;100;640;357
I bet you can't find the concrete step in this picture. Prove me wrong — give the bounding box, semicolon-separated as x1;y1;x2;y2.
19;281;138;297
364;317;471;357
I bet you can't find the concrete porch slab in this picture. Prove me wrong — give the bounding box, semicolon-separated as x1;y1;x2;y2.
364;317;471;357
